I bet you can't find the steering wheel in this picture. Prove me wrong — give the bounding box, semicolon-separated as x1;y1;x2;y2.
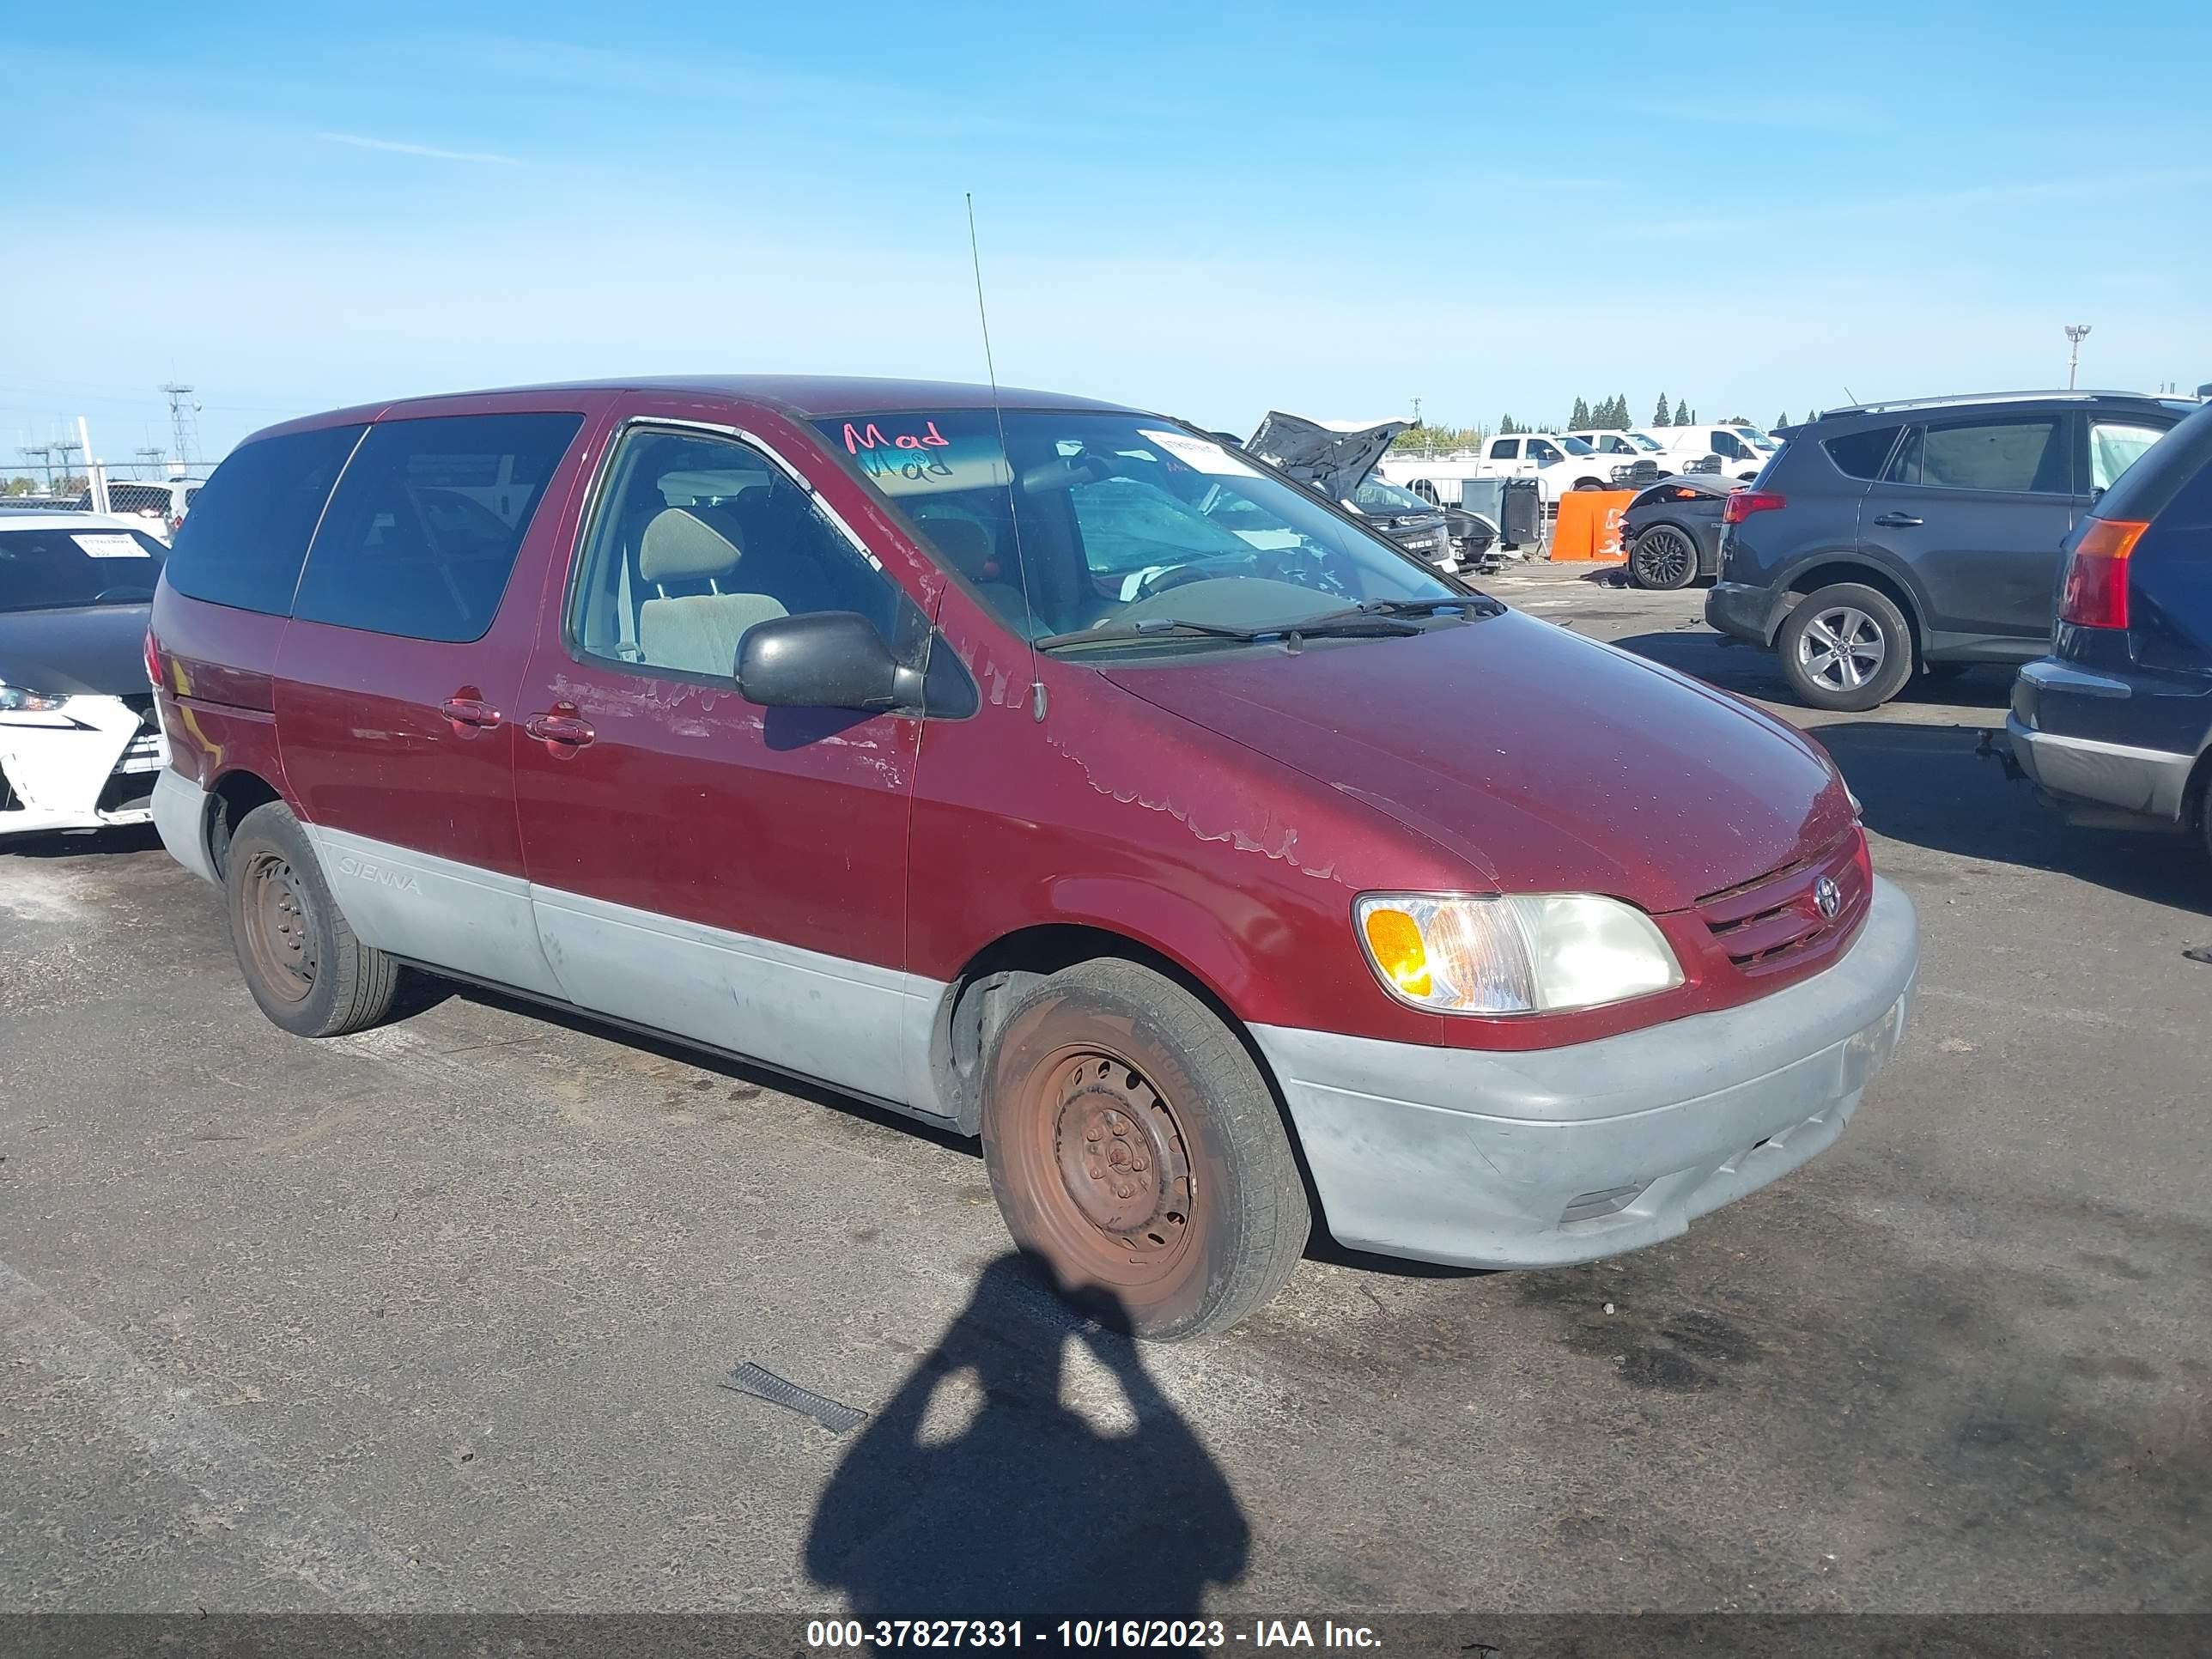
1132;563;1221;600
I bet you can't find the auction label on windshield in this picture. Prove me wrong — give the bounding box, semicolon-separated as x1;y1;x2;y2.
73;532;151;557
1139;429;1261;478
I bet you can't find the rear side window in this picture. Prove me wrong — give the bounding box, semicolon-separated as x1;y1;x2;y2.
1489;439;1516;459
292;412;582;642
162;425;364;615
1821;426;1899;480
2089;421;2166;492
1888;416;2069;494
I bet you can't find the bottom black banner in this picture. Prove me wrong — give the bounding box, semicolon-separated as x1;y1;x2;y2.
1;1615;2205;1659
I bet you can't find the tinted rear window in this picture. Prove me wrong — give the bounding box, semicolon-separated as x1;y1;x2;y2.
1887;417;2069;494
291;412;582;643
0;526;167;612
163;426;364;615
1822;426;1900;480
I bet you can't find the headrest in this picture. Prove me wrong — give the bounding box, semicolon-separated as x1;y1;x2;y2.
639;506;743;583
921;515;999;580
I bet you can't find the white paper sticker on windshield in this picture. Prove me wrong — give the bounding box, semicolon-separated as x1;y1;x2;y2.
1138;429;1261;478
73;533;150;558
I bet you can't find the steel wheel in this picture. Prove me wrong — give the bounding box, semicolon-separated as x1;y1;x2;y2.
1795;605;1887;692
1629;525;1698;589
240;848;318;1003
1007;1042;1198;1295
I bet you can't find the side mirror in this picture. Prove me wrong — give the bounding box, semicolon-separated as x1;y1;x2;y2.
735;611;921;713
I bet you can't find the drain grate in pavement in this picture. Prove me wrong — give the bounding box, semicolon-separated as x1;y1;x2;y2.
719;1362;870;1434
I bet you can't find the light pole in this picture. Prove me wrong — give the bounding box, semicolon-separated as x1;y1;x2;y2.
2065;325;2092;390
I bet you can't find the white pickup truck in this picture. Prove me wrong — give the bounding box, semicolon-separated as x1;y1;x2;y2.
1376;431;1620;505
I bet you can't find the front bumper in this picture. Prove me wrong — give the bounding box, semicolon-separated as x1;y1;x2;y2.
1705;580;1784;646
0;695;166;839
1251;876;1918;1269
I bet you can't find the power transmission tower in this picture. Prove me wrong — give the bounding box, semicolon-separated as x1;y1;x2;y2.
2064;325;2091;391
51;435;84;493
162;384;201;469
21;445;53;492
135;446;166;477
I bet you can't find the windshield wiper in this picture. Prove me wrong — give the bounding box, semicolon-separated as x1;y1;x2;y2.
1288;595;1504;627
1036;618;1268;652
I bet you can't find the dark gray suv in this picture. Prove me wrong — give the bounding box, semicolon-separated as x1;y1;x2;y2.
1705;392;2196;709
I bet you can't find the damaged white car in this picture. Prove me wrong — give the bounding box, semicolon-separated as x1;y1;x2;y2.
0;514;168;839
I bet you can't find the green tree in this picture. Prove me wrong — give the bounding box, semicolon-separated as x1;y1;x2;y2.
1570;396;1590;428
1776;411;1790;429
3;477;37;495
1652;393;1670;427
1499;414;1517;435
1613;393;1632;428
1674;398;1690;424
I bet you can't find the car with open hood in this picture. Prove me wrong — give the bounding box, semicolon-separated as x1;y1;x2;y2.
1243;411;1492;571
0;513;168;837
148;374;1918;1340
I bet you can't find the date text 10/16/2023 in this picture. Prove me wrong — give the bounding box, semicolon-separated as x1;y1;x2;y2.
805;1620;1384;1650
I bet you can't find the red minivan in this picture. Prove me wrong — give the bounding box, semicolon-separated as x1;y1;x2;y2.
149;377;1918;1338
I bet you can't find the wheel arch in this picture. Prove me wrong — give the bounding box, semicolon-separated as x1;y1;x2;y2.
204;768;285;880
1782;556;1929;660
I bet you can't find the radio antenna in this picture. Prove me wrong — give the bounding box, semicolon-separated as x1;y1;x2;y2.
967;191;1045;721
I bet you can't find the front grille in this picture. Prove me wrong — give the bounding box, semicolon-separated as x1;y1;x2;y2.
1697;828;1871;975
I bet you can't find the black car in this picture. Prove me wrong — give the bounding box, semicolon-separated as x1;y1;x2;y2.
1705;391;2195;709
1621;474;1735;590
2006;398;2212;848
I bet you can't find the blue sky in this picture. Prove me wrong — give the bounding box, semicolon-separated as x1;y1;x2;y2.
5;0;2209;473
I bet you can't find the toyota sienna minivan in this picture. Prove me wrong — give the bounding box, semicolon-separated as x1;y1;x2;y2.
149;376;1919;1339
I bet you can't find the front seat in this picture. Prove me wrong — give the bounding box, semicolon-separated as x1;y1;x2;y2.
918;514;1035;633
635;506;789;678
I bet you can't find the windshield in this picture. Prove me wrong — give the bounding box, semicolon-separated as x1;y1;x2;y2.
813;410;1458;650
1558;435;1597;455
1350;475;1432;514
0;526;167;611
1626;432;1663;451
1733;427;1778;451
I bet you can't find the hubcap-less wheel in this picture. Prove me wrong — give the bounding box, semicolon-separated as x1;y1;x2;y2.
1012;1042;1197;1295
1631;526;1696;588
240;850;317;1002
1796;605;1887;692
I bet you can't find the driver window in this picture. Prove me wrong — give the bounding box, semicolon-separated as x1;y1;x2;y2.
1528;441;1561;465
569;428;903;680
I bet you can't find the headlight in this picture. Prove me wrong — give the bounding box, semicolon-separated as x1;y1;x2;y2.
0;679;70;713
1355;891;1684;1015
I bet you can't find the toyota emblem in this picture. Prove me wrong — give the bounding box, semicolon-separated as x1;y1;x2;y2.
1814;875;1842;920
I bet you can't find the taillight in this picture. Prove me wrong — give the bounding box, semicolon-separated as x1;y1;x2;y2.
144;629;162;690
2058;517;2148;629
1723;489;1785;524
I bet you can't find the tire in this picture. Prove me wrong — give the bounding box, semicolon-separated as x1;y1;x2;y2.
224;801;401;1038
1776;582;1914;711
1571;478;1604;491
1627;523;1698;590
981;959;1310;1340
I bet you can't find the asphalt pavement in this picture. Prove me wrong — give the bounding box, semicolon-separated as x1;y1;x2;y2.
3;566;2205;1617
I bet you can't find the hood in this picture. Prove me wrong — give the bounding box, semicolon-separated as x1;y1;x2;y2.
1103;611;1854;913
1246;412;1409;499
0;604;154;697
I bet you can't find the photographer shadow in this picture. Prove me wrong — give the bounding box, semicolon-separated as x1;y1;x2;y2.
805;1253;1247;1622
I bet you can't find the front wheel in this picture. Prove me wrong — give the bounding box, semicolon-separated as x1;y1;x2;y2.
981;959;1310;1340
1776;582;1915;711
1627;524;1698;590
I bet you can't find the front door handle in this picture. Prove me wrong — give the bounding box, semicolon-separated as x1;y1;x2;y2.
1873;512;1923;528
524;706;597;751
439;696;504;731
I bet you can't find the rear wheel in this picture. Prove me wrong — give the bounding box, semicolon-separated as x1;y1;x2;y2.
225;801;401;1037
1627;524;1698;590
1777;582;1914;711
981;959;1310;1340
1572;478;1604;491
